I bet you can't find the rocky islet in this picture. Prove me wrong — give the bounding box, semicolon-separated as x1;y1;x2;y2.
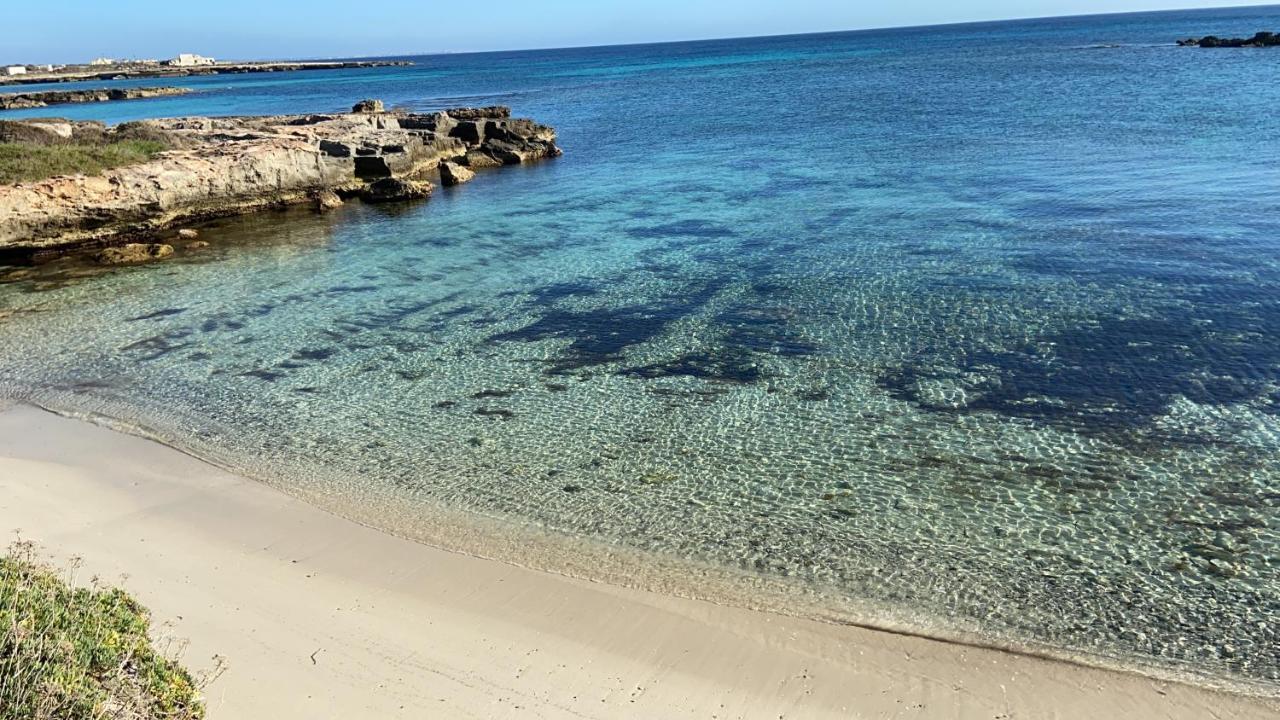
1176;30;1279;47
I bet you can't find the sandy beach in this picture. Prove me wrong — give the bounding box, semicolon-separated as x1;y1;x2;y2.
0;403;1273;719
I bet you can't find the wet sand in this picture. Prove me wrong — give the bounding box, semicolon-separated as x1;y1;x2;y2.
0;404;1273;719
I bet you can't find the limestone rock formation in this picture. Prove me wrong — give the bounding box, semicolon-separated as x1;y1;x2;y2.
439;162;475;186
0;102;560;260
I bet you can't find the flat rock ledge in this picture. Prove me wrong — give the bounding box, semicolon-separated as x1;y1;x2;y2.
0;102;560;261
0;87;191;110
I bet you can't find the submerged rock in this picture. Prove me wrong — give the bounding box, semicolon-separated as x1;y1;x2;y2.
93;243;174;265
360;178;433;203
176;228;199;239
314;189;344;211
439;162;475;186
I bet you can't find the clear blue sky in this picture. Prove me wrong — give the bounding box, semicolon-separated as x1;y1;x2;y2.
5;1;1274;63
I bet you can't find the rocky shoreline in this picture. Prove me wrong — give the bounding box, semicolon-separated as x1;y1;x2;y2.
0;60;412;87
0;87;191;110
0;100;559;263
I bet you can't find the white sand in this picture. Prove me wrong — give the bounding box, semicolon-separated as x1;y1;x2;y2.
0;404;1274;719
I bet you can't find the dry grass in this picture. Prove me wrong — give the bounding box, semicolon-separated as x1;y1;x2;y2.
0;120;173;184
0;140;167;185
0;540;214;720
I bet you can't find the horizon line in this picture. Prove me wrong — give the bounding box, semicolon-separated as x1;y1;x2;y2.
16;1;1278;66
248;1;1278;63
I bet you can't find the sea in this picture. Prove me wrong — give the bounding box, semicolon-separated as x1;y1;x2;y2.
2;4;1278;693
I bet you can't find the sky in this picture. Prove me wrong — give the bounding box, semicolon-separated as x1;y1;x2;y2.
4;1;1275;64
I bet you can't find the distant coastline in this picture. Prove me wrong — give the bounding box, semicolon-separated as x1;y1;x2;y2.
0;59;411;87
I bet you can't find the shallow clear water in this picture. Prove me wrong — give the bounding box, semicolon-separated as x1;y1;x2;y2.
2;6;1279;690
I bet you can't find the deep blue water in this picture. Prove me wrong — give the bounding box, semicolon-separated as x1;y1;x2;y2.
2;6;1279;690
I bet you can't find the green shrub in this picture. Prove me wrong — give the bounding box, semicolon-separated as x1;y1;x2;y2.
0;542;206;720
0;140;168;185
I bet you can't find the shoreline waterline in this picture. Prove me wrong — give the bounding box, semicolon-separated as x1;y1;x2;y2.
9;402;1277;719
5;390;1275;700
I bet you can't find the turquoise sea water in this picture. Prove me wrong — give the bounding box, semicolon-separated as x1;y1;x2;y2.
2;6;1279;691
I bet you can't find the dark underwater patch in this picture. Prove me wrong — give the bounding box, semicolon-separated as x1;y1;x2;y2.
718;306;818;358
292;347;337;361
128;307;187;322
120;331;196;361
324;284;379;295
241;369;285;382
879;293;1280;432
345;292;466;331
434;304;478;320
622;350;767;384
488;280;726;373
527;281;600;306
626;219;737;239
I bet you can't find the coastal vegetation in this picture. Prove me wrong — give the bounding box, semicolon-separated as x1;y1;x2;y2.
0;120;172;184
0;541;206;720
0;140;168;185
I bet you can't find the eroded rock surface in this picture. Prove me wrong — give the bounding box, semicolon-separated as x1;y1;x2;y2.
0;103;560;259
439;162;475;186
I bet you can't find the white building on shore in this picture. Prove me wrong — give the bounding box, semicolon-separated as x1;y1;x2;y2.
165;53;215;67
89;57;115;66
3;65;27;76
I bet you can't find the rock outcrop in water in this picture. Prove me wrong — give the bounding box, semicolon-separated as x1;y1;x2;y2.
351;99;385;113
0;87;191;110
1177;31;1279;47
0;103;560;260
93;242;175;265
